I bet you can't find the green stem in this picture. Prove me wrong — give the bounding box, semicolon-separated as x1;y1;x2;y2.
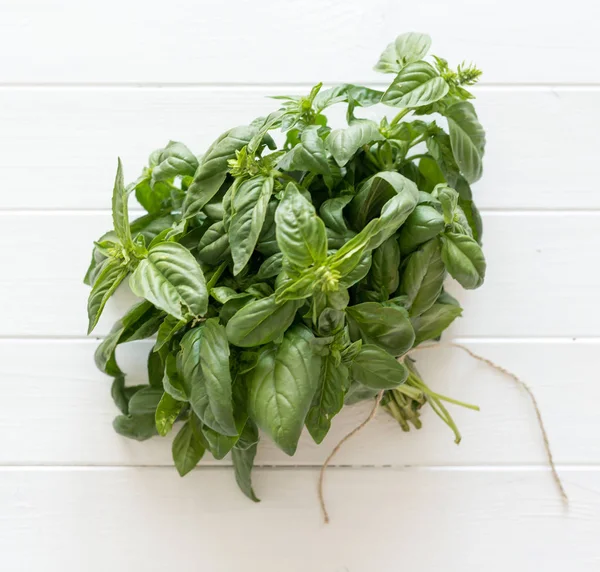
364;149;383;171
426;394;462;444
408;134;427;149
393;384;423;401
390;108;411;127
384;400;410;432
410;378;479;411
206;262;227;290
428;392;480;411
403;153;429;164
272;171;298;185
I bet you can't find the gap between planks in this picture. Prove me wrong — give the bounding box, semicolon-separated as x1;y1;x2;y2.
0;464;597;472
0;336;599;343
1;82;600;90
2;209;600;215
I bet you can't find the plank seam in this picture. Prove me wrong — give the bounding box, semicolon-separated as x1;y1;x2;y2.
2;209;600;216
0;336;597;343
1;82;600;90
0;464;596;471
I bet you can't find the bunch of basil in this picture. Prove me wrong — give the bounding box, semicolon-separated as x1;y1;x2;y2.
85;32;486;501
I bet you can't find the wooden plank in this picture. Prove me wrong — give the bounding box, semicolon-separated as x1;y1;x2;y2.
0;467;597;571
0;212;598;337
0;1;598;84
0;339;597;466
0;87;598;209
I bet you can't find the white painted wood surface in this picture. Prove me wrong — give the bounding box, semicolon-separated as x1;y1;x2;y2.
0;0;599;84
0;1;598;569
1;212;598;337
1;87;598;210
1;468;598;572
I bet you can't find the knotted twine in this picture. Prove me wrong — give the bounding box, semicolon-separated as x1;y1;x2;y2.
317;342;569;524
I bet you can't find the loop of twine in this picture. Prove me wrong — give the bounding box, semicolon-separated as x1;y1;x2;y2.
317;342;568;524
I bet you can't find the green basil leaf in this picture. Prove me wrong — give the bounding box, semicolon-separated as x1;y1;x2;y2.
154;314;187;352
277;126;330;175
248;326;321;455
226;295;300;348
87;257;128;334
147;349;165;388
83;240;112;287
112;158;134;249
210;286;248;304
426;130;460;187
196;319;237;436
344;382;379;405
219;294;254;325
319;195;353;235
398;204;445;255
346;302;415;356
151;141;199;184
317;308;346;336
182;125;257;218
135;178;170;214
440;232;486;289
231;420;260;502
348;171;418;231
110;375;130;415
128;387;163;415
95;301;159;377
432;184;459;224
399;239;446;316
130;242;208;320
445;102;486;184
338;251;372;288
306;353;349;444
201;425;240;460
162;352;187;401
369;236;401;298
130;212;177;244
382;61;448;108
418;156;446;192
374;32;432;74
351;344;409;390
197;220;231;265
452;176;482;243
172;416;206;476
411;302;463;346
347;85;384;107
229;175;274;275
367;180;420;249
275;182;327;269
327;120;384;167
155;392;184;436
256;252;284;280
113;412;158;441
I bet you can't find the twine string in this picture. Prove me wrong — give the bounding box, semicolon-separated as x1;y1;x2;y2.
318;342;568;524
317;390;384;524
449;342;568;504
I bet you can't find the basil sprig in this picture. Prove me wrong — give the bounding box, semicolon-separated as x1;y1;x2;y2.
85;31;486;500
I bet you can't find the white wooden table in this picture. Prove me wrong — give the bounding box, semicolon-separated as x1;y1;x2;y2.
0;1;599;570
